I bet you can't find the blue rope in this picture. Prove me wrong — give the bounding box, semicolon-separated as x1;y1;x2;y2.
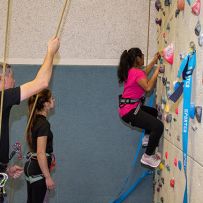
110;91;155;203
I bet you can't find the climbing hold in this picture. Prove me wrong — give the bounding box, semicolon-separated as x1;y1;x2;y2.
174;158;178;167
166;164;170;172
160;197;164;203
165;105;170;113
165;0;171;6
161;177;164;184
167;90;172;98
195;20;201;36
162;77;167;86
157;187;160;192
157;170;161;175
165;113;172;123
163;43;174;65
155;18;162;26
166;81;170;89
159;163;164;170
198;33;203;47
165;152;168;159
191;0;201;16
186;0;191;5
177;0;185;10
166;23;170;31
191;125;198;131
190;41;196;51
155;0;162;11
178;160;182;170
189;103;195;119
159;65;165;73
162;159;165;165
175;107;179;115
177;135;181;141
161;96;167;104
170;178;175;188
195;106;202;123
158;111;162;119
175;9;180;17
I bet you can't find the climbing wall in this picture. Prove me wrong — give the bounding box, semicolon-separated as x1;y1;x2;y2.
153;0;203;203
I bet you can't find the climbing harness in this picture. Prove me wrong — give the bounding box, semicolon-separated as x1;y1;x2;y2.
0;173;8;202
0;173;8;188
25;152;55;184
9;142;22;161
119;95;145;107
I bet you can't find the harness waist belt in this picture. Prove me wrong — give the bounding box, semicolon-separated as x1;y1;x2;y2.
25;174;44;184
119;95;145;107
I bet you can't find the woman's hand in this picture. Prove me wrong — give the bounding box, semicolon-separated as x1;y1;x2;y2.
153;52;161;64
45;176;55;190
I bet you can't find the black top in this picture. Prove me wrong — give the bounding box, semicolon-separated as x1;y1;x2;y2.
0;87;20;164
31;114;53;154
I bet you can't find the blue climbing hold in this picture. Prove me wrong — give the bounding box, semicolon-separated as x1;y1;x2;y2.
190;103;195;119
178;160;182;171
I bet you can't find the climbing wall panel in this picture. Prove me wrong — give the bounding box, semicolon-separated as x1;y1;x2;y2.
154;139;203;203
154;0;203;202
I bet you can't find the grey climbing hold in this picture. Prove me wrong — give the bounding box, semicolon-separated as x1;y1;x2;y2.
198;33;203;47
195;20;201;36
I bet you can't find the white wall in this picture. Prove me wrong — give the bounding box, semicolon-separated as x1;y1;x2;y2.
0;0;157;65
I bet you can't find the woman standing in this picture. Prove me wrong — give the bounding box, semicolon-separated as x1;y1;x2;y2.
24;89;55;203
118;48;164;168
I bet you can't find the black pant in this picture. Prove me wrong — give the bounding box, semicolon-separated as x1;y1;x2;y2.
26;179;47;203
122;105;164;155
24;158;51;203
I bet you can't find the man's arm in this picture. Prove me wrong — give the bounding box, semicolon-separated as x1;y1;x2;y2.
20;37;60;101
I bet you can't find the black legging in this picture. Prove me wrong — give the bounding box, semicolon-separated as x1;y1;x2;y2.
26;178;47;203
122;105;164;155
24;158;51;203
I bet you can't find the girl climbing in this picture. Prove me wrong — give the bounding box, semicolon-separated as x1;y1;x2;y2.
117;48;164;168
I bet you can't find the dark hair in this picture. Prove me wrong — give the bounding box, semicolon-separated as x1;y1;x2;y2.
26;89;52;151
117;48;143;84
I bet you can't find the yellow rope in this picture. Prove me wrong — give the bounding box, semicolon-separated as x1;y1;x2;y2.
24;0;71;138
0;0;11;140
55;0;71;37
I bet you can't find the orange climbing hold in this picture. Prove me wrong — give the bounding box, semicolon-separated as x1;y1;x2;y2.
177;0;185;10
